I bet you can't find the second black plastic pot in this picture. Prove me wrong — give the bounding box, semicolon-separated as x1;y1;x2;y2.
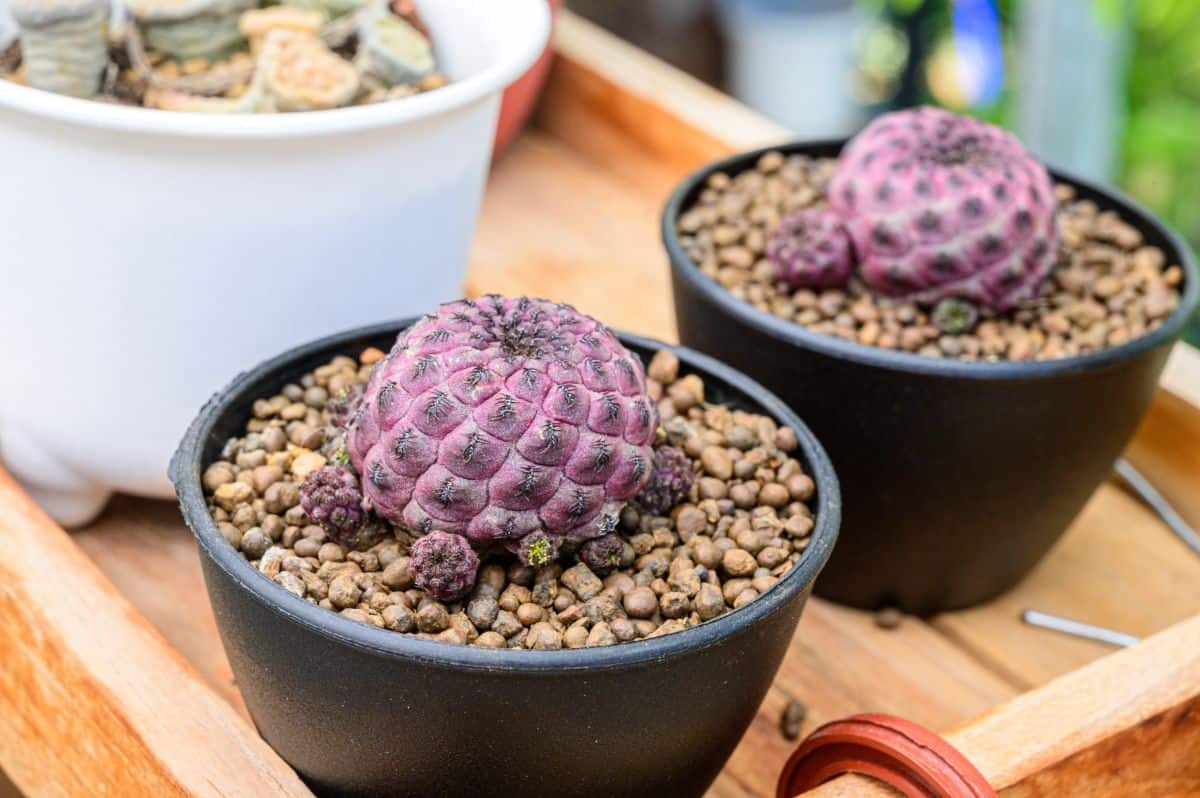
664;140;1199;615
171;321;840;798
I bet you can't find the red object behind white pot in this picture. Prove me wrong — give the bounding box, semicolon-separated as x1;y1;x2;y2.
494;0;561;155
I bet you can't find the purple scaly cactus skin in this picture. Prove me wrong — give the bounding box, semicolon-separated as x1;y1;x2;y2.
348;296;658;548
828;106;1058;311
766;207;854;290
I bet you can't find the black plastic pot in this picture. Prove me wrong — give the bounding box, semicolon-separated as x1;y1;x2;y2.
664;140;1200;615
171;321;840;798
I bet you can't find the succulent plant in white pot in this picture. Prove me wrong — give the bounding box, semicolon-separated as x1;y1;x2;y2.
9;0;109;97
0;0;550;527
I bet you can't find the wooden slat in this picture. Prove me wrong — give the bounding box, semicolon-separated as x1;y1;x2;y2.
0;468;312;798
799;615;1200;797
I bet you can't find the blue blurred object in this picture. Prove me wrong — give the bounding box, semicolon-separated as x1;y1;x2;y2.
951;0;1004;106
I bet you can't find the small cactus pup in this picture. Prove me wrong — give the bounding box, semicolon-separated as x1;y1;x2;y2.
348;296;659;571
299;465;369;548
766;207;854;290
355;1;434;87
409;530;479;602
636;444;695;517
579;533;623;574
327;383;364;430
517;531;559;569
931;297;979;336
127;0;254;61
9;0;110;98
828;105;1058;311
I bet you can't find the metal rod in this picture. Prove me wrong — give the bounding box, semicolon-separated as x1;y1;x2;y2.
1114;458;1200;559
1021;610;1141;648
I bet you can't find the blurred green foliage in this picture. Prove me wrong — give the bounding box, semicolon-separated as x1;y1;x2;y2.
1122;0;1200;342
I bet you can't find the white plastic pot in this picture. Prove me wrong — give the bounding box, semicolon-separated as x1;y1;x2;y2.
0;0;550;527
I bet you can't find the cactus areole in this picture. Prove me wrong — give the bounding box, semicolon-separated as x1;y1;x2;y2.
348;296;659;556
802;106;1059;312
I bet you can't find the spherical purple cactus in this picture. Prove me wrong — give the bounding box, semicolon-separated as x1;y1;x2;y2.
828;106;1058;311
579;533;623;574
409;530;479;601
299;465;367;547
636;445;695;517
766;207;854;290
348;296;658;550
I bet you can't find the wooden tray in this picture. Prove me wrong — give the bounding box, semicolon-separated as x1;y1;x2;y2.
2;14;1199;797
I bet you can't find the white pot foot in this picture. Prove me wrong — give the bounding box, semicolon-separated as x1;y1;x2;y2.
0;427;112;528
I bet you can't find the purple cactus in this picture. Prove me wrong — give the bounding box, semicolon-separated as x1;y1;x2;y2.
579;533;623;574
636;445;695;516
766;207;854;290
517;531;561;568
828;106;1058;311
409;530;479;601
299;465;367;548
347;295;658;550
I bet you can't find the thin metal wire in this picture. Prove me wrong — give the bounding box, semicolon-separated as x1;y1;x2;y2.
1021;610;1141;648
1114;458;1200;558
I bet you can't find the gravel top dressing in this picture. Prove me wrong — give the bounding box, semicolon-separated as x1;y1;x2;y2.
675;113;1184;363
203;340;818;650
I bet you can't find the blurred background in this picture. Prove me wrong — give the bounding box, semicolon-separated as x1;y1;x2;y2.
569;0;1200;344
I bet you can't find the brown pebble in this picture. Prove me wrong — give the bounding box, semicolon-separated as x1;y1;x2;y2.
623;586;658;619
875;607;903;630
674;505;708;538
722;548;757;578
526;622;563;650
382;604;415;633
586;622;617;647
759;483;790;508
381;558;414;590
416;601;450;633
692;539;722;570
647;349;680;383
733;588;758;608
700;447;733;480
780;698;807;740
560;563;603;601
564;624;589;649
516;602;546;626
659;591;690;619
492;610;523;638
475;631;506;649
694;583;725;621
329;575;362;609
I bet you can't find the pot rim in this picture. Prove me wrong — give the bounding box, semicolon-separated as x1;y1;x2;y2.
171;320;841;673
662;138;1200;381
0;0;550;139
